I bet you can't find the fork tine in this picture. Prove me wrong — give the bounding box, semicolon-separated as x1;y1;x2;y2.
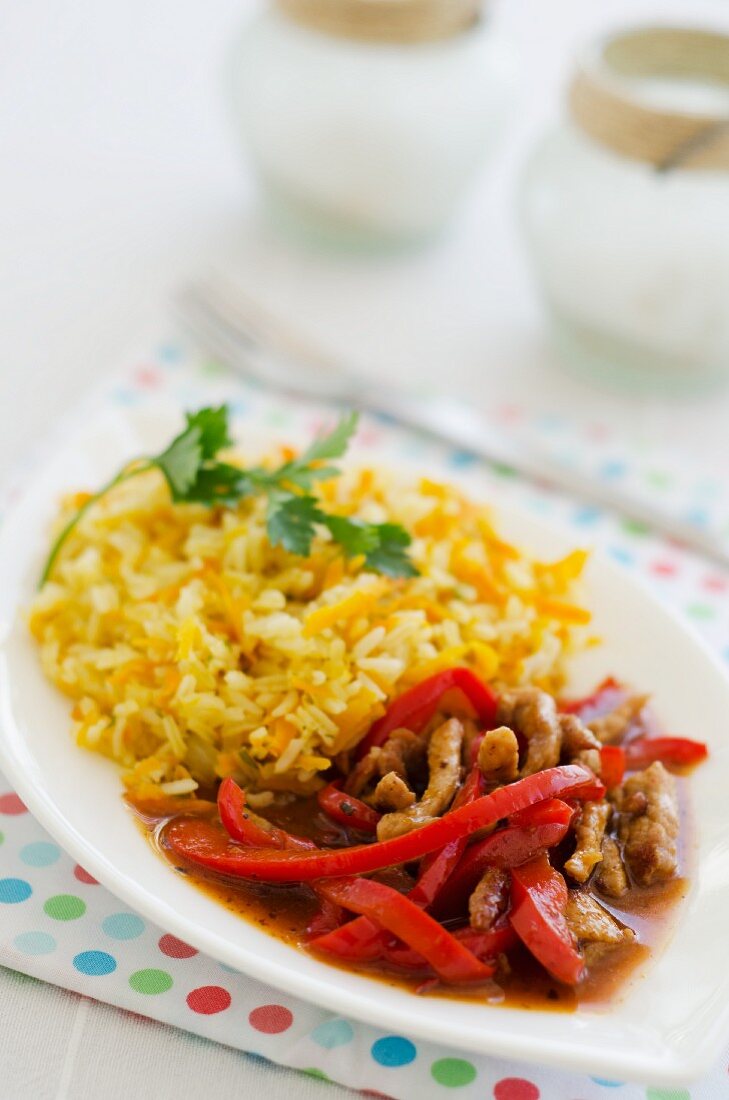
175;280;362;400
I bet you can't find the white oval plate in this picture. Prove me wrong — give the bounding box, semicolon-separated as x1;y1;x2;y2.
1;404;729;1087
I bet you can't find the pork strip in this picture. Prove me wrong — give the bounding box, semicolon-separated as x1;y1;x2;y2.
566;891;634;967
469;868;510;932
564;800;610;883
588;694;650;745
497;687;562;776
376;718;464;841
372;771;416;812
596;837;628;898
344;727;426;797
559;713;601;758
477;726;519;785
617;761;679;886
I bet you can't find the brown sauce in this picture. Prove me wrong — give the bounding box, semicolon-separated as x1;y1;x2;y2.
132;780;691;1013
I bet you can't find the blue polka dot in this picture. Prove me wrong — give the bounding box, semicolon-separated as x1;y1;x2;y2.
448;449;477;468
73;950;117;976
246;1053;273;1066
14;931;56;955
311;1019;355;1049
102;913;145;940
219;963;239;973
573;505;602;526
20;841;61;867
591;1078;624;1088
0;878;32;903
157;343;182;364
685;507;709;528
371;1036;417;1068
537;413;565;432
609;546;634;566
600;460;627;480
111;388;139;406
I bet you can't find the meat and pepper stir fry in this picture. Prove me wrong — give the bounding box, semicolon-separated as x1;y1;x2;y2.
138;669;707;1000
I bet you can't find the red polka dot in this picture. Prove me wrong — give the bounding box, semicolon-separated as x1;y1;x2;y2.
158;934;198;959
73;865;98;884
495;403;522;424
0;793;27;815
186;986;231;1015
357;428;381;447
650;560;678;577
586;422;609;442
134;366;162;388
703;574;728;592
248;1004;293;1034
494;1078;540;1100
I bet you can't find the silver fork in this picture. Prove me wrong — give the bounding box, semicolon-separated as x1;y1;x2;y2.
175;277;729;569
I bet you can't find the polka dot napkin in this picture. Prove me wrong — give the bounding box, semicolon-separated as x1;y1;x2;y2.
3;337;729;1100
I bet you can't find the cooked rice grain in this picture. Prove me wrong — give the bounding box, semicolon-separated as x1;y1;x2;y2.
30;463;589;797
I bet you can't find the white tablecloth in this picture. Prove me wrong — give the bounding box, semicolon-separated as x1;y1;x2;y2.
2;0;728;1097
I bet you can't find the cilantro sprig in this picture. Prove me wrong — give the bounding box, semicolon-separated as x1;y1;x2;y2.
39;406;417;586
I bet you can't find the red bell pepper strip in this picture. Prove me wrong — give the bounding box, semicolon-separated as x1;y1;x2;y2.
560;676;625;720
167;765;600;883
311;838;469;964
310;911;386;962
381;923;517;972
433;811;573;922
457;923;518;959
298;765;487;964
409;765;486;908
317;782;381;834
316;877;494;984
599;745;626;788
356;667;498;760
624;736;708;770
217;778;316;851
509;854;584;985
508;798;576;829
306;898;344;941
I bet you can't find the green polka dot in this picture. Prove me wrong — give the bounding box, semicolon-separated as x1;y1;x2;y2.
646;1089;690;1100
622;517;650;536
129;968;173;994
0;831;4;846
687;602;715;621
646;470;673;489
430;1058;477;1087
43;894;86;921
491;462;517;478
200;359;225;377
302;1069;331;1082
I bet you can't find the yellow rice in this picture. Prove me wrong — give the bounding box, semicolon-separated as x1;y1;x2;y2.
29;456;590;800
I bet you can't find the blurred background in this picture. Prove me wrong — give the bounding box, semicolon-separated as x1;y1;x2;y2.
3;0;729;488
2;4;729;1097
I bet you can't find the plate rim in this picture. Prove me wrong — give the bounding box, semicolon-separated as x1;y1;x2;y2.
1;405;728;1086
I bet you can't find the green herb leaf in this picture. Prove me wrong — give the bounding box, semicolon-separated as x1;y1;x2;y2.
364;524;419;579
298;412;359;466
185;405;233;460
322;514;380;557
270;413;359;493
154;426;203;500
38;405;418;586
181;462;253;505
266;493;325;557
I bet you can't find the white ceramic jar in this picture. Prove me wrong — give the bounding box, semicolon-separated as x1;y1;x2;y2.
228;0;516;248
521;26;729;392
